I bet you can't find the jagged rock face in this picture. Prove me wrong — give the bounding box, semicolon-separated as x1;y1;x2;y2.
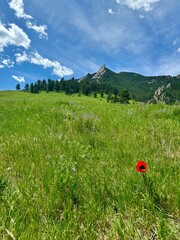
154;93;165;104
77;66;179;102
92;65;107;79
155;86;165;96
166;83;171;88
78;65;107;82
150;83;172;104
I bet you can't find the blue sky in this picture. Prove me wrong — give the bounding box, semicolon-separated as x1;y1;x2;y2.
1;0;180;90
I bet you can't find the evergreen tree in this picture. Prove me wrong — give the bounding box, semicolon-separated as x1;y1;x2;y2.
163;89;176;104
16;83;21;90
119;89;130;104
33;83;39;94
60;78;65;91
65;85;70;95
83;85;91;96
113;87;119;95
37;80;41;92
55;80;60;92
47;79;54;91
30;83;34;93
113;94;119;102
107;92;112;102
46;84;49;93
94;92;97;98
100;91;104;98
24;83;29;92
42;80;47;91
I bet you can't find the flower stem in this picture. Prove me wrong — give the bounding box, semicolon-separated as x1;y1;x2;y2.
142;174;166;213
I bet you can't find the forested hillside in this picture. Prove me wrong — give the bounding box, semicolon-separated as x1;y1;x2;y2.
18;65;180;104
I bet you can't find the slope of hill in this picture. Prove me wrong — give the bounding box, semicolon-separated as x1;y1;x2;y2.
78;65;180;102
0;91;179;239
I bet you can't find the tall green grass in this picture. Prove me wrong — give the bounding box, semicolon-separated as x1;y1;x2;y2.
0;91;179;239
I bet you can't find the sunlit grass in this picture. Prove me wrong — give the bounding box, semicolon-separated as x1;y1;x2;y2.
0;91;180;239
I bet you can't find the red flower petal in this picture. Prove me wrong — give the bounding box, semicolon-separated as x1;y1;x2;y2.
136;161;147;172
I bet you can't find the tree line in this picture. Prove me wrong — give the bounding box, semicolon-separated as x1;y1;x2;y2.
15;78;130;103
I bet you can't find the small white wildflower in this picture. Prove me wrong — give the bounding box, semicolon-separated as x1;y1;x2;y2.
72;165;76;172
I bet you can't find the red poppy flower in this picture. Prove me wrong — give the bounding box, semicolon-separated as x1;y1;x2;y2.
136;161;147;172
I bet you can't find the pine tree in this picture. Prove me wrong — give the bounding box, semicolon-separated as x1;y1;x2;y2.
30;83;34;93
113;94;119;102
47;79;54;91
55;80;60;92
33;83;39;94
16;83;21;90
94;92;97;98
107;92;112;102
119;89;130;104
24;83;29;92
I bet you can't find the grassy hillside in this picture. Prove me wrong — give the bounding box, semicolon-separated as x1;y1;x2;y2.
0;91;180;239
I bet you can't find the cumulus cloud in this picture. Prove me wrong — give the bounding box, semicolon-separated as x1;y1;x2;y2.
9;0;33;19
26;21;48;39
15;51;74;77
9;1;48;39
1;59;14;68
0;22;31;51
177;48;180;53
15;52;29;63
116;0;160;12
0;54;14;68
108;9;115;14
12;75;25;82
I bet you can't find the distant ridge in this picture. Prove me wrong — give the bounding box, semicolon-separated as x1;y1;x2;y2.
78;65;180;102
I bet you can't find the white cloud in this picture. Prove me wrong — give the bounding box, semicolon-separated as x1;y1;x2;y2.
9;1;48;39
177;48;180;53
0;22;31;51
2;59;14;68
15;52;29;63
0;55;14;68
12;75;25;82
139;14;145;19
116;0;160;12
15;51;74;77
108;9;115;14
9;0;33;19
26;21;48;39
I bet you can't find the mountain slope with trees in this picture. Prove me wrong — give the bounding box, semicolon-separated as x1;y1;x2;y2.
78;65;180;103
20;65;180;104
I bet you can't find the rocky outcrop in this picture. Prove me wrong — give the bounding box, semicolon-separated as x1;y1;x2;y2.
78;65;107;82
149;83;173;104
92;65;107;79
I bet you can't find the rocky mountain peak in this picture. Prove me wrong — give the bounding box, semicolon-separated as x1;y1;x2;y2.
92;64;107;79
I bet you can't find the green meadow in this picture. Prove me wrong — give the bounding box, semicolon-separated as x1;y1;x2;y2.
0;91;179;239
